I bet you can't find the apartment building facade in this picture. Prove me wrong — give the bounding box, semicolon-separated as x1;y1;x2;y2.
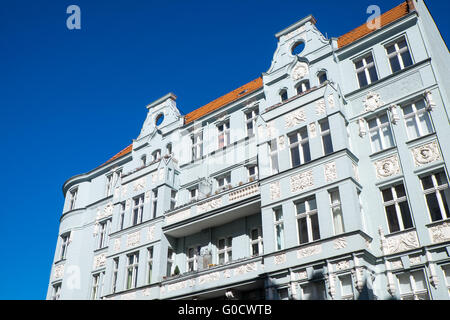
47;0;450;300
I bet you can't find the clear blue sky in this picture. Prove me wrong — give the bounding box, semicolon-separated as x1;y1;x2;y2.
0;0;448;300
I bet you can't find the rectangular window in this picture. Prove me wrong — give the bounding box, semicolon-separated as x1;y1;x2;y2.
402;99;433;140
217;174;231;189
385;37;413;73
245;108;259;137
147;247;153;284
247;165;258;182
277;288;289;300
170;190;177;210
111;258;119;293
167;248;174;277
91;272;104;300
442;265;450;297
132;194;144;226
187;247;198;271
381;183;413;233
218;120;230;148
320;119;333;155
52;283;62;300
397;270;430;300
420;171;450;222
296;196;320;244
301;281;326;300
274;208;285;250
289;126;311;167
97;219;110;249
269;139;279;174
329;189;345;235
367;113;394;153
354;53;378;88
152;189;158;218
119;202;126;230
191;131;203;160
60;233;70;260
340;274;354;300
217;237;232;265
250;228;263;256
69;188;78;211
189;187;198;201
126;252;139;290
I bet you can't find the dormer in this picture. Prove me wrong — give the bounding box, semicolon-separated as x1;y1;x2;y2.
137;93;182;141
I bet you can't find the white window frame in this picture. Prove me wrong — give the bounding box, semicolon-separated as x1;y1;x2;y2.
216;174;231;190
170;190;177;210
397;270;430;300
381;183;413;233
152;189;158;219
339;274;355;300
91;272;104;300
52;282;62;300
329;189;345;235
68;188;78;211
288;126;310;167
147;247;153;284
420;171;450;222
60;233;70;260
354;53;378;88
280;89;288;102
191;131;203;160
167;248;174;276
111;258;119;293
402;99;433;140
97;219;110;249
274;208;285;251
217;120;230;149
187;247;199;271
126;252;139;290
318;71;328;84
367;113;394;153
269;139;279;174
385;36;413;73
319;119;333;155
247;165;258;182
119;201;126;230
296;80;310;95
250;227;263;256
217;237;232;265
105;173;113;196
152;149;161;162
132;194;144;226
245;108;259;137
295;196;320;244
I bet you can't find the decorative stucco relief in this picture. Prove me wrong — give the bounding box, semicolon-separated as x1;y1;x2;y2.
274;254;286;265
294;270;308;281
308;123;317;138
285;109;306;128
167;279;195;292
166;209;191;224
147;226;155;241
412;140;441;167
315;99;326;115
198;272;220;285
390;259;403;270
374;154;401;179
428;221;450;244
114;238;121;252
127;231;140;248
324;162;337;183
335;260;350;271
291;61;309;81
93;253;106;269
363;92;383;112
382;230;420;255
297;244;322;259
409;255;421;265
270;181;281;200
333;237;347;249
121;185;128;198
328;94;335;108
278;135;286;151
133;177;146;192
54;264;64;279
290;170;313;193
228;184;259;202
197;198;222;214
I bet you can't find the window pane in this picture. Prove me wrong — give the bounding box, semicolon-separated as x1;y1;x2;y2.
298;217;309;244
426;193;443;221
399;201;413;229
395;184;406;198
439;189;450;218
382;188;394;202
340;275;353;297
370;130;382;152
357;71;368;88
421;175;434;190
381;125;394;148
368;66;378;82
398;273;412;294
386;205;400;232
323;134;333;155
436;171;448;186
413;271;427;290
291;146;301;167
418;112;433;135
389;56;401;73
302;142;311;162
401;50;413;68
309;198;317;211
311;214;320;240
296;202;306;215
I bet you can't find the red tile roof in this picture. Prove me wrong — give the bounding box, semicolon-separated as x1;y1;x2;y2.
98;1;415;169
337;1;415;48
184;77;263;125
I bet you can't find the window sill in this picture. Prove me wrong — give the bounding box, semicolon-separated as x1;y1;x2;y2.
368;146;397;160
404;132;436;147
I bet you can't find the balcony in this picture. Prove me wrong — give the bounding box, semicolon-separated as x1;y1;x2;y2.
163;181;260;237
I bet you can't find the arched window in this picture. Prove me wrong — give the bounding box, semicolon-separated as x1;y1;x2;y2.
280;89;288;102
318;71;328;84
296;81;310;95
